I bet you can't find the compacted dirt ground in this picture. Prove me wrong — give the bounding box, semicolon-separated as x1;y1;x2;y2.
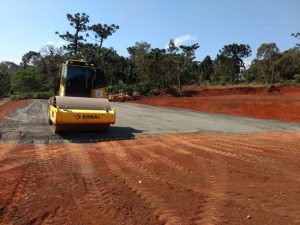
1;132;300;225
0;88;300;225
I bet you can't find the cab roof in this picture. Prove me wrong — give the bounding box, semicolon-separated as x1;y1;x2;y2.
63;60;95;67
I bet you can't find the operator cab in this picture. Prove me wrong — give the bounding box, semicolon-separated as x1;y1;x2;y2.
59;60;106;98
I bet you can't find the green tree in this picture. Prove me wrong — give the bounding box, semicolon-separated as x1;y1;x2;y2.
0;71;10;96
80;43;103;65
199;55;213;82
36;45;65;94
21;51;41;68
88;23;119;49
179;43;200;88
148;48;166;87
81;21;120;80
256;43;280;83
100;47;127;85
163;40;181;88
0;61;19;96
291;32;300;49
275;48;300;81
243;59;260;83
218;43;251;83
212;54;236;83
127;42;151;84
56;12;90;54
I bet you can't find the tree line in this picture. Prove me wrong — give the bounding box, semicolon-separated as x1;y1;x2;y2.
1;12;300;98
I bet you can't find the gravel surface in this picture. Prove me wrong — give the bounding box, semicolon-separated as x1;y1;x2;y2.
1;99;300;144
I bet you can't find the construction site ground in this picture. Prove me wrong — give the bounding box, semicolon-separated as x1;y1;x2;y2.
136;85;300;122
1;86;300;225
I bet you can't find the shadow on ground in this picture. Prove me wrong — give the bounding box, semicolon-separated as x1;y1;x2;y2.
57;126;143;143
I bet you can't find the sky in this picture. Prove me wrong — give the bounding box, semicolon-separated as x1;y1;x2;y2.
1;0;299;64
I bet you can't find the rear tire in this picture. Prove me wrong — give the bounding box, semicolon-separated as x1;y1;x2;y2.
48;99;53;125
47;110;53;125
53;125;61;133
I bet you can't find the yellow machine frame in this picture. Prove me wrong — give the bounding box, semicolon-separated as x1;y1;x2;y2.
48;105;116;125
48;60;116;132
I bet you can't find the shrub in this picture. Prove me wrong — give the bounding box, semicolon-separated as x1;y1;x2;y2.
11;91;54;100
106;85;115;94
32;91;54;99
18;93;31;99
149;88;160;96
294;74;300;83
11;67;40;94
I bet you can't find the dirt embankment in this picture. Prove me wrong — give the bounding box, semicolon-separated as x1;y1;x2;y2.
1;132;300;225
136;86;300;122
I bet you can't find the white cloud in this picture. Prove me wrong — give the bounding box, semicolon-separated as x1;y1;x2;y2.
243;59;253;68
45;41;54;45
165;34;197;49
174;34;197;46
45;40;67;47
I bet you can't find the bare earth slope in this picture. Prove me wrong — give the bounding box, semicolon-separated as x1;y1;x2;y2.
136;86;300;122
0;100;300;225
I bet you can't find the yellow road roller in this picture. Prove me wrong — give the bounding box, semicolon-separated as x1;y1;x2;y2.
48;60;116;133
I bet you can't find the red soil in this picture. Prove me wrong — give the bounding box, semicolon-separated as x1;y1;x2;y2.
0;100;28;122
136;86;300;122
1;132;300;224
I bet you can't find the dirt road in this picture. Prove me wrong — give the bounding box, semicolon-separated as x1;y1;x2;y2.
1;100;300;144
1;100;300;224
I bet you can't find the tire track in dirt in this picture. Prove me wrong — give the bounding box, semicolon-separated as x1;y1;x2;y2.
0;145;41;225
189;134;300;183
85;143;162;225
184;133;300;223
229;133;300;154
120;138;195;174
36;143;112;225
34;143;161;225
157;134;230;225
193;158;229;225
153;135;216;172
0;144;16;162
116;138;227;225
1;130;300;224
202;134;300;181
0;145;29;173
257;131;300;142
101;141;186;225
106;139;204;199
67;143;117;225
203;137;298;164
250;130;300;142
101;138;230;225
171;133;252;164
34;144;76;225
252;135;300;154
